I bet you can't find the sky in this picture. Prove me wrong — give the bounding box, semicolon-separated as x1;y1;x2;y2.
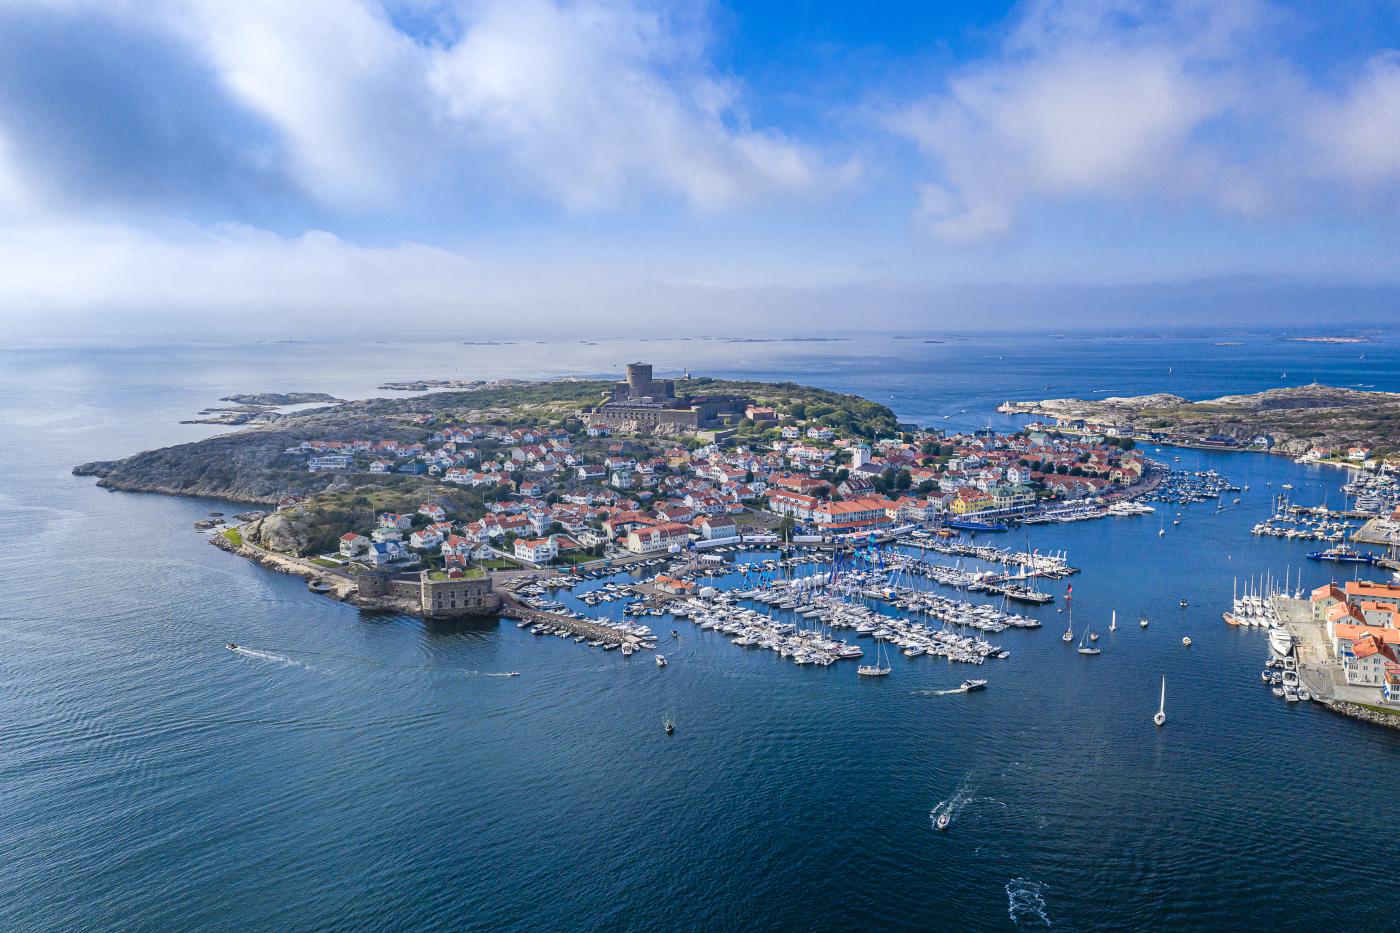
0;0;1398;338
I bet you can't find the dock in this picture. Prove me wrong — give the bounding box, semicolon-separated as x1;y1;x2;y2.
499;594;650;649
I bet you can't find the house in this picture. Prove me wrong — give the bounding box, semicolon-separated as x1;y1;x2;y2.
378;512;413;530
409;528;445;550
1331;623;1400;687
308;453;352;471
654;575;697;595
767;489;821;522
625;522;692;555
368;459;392;474
514;537;558;563
417;503;447;522
811;496;895;533
339;532;371;557
1310;583;1346;621
694;514;738;541
366;540;409;566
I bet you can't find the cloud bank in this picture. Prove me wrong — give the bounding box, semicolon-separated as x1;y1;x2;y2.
895;0;1400;241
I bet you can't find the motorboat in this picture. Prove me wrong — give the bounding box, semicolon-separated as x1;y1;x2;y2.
960;679;987;692
225;642;238;650
664;719;675;735
1153;676;1167;727
935;811;951;831
655;654;668;668
1182;636;1192;647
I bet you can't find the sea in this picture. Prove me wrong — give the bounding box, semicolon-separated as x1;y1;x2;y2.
2;329;1398;931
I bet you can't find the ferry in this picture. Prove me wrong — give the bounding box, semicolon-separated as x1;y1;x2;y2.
1307;546;1379;565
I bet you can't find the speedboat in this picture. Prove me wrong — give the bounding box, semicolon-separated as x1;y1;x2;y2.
960;679;987;692
225;642;238;650
655;654;668;668
664;719;675;735
935;811;951;831
1182;636;1192;647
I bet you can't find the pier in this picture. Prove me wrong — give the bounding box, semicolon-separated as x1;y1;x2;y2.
499;594;651;649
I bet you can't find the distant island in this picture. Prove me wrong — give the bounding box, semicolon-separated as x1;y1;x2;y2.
181;392;344;425
1000;385;1400;463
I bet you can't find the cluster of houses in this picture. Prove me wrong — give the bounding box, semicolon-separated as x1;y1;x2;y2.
1310;580;1400;696
300;405;1150;569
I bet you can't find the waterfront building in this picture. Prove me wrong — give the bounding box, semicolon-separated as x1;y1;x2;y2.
625;521;691;554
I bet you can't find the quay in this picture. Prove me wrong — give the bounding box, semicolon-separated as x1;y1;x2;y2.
499;592;651;649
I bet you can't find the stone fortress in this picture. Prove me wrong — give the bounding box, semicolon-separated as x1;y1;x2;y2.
589;363;750;434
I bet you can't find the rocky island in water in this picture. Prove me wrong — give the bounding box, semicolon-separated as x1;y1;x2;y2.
1000;385;1400;463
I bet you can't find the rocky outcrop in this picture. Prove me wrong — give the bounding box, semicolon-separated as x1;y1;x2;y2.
1004;385;1400;458
1324;701;1400;731
220;392;342;405
244;509;319;555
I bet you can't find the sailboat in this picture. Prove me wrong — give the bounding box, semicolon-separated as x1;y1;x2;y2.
1062;586;1074;642
858;635;891;676
1077;624;1101;655
1153;677;1166;726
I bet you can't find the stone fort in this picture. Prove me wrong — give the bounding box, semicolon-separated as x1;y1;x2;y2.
591;362;749;432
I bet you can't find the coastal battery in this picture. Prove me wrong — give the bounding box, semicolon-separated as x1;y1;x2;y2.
357;571;501;619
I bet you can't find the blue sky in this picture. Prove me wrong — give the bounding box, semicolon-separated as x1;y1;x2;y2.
0;0;1398;336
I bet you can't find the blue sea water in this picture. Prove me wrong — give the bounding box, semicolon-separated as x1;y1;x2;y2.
2;330;1399;931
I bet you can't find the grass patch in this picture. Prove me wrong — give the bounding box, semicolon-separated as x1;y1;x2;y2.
429;566;487;581
311;557;341;568
1353;702;1400;717
221;528;243;547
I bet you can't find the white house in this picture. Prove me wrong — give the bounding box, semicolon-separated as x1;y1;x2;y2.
339;532;371;557
514;537;558;563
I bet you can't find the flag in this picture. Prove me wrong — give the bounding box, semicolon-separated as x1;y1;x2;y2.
1066;584;1073;600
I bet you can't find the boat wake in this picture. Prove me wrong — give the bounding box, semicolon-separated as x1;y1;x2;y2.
930;781;1008;830
229;647;315;671
912;688;966;697
1005;878;1050;926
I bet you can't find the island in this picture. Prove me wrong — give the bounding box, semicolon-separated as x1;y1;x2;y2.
999;385;1400;464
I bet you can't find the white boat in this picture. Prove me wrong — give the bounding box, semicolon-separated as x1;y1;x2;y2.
655;654;667;667
960;678;987;692
1182;636;1192;647
935;810;951;831
1140;615;1149;629
1268;628;1294;657
1077;625;1101;656
857;637;891;676
1153;677;1166;726
1109;610;1117;633
621;644;635;656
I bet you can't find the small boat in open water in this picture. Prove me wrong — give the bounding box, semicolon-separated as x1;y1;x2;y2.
1154;677;1167;727
935;810;951;831
960;679;987;692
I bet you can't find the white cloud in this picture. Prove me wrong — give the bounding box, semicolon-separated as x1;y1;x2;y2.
894;0;1400;241
136;0;838;212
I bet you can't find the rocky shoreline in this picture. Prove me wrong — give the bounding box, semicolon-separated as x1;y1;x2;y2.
1321;700;1400;731
209;531;424;615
